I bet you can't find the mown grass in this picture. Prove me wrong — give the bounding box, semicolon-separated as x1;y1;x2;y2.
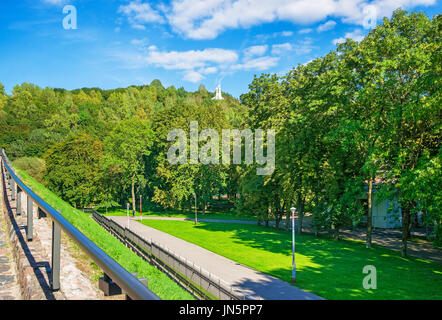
15;169;193;300
141;219;442;300
99;205;255;221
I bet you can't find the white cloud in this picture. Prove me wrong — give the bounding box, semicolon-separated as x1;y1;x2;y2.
145;47;238;70
271;38;315;56
131;24;147;30
199;66;218;74
232;56;280;71
244;45;268;59
131;38;149;47
271;43;293;55
42;0;66;4
298;28;313;34
118;0;164;29
164;0;437;39
332;29;365;45
317;20;336;32
183;70;205;82
255;30;294;42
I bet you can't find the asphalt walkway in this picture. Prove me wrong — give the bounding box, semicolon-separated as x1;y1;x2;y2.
109;215;323;300
0;188;21;300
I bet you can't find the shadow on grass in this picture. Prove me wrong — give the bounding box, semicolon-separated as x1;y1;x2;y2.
173;222;442;300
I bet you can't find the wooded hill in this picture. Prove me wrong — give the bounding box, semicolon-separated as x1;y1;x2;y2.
0;10;440;256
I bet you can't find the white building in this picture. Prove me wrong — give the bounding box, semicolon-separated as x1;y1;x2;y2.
212;84;224;100
372;198;402;228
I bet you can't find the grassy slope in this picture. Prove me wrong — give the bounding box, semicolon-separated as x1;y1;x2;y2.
141;220;442;300
16;169;193;300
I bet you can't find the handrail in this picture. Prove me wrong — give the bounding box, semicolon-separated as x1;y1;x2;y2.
1;149;160;300
92;210;241;300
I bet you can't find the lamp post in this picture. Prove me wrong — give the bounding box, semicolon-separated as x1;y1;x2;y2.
193;193;197;225
140;194;142;217
290;207;296;284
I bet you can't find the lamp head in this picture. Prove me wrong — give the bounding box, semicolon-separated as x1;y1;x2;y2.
290;207;296;214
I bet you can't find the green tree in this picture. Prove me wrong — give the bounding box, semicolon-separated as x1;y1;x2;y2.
103;118;154;215
43;132;103;208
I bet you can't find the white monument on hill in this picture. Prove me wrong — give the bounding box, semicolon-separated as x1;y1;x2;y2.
212;84;224;100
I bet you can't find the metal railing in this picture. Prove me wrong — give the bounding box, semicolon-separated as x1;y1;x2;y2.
91;210;247;300
1;149;159;300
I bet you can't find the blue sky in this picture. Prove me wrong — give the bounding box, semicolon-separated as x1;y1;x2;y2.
0;0;440;97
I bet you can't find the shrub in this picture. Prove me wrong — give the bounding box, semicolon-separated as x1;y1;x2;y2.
12;157;45;182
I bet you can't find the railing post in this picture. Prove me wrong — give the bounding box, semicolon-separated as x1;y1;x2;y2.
11;179;16;200
27;187;33;241
16;186;22;216
51;218;61;291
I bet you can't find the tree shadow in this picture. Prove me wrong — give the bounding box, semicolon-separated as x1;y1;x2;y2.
188;222;442;299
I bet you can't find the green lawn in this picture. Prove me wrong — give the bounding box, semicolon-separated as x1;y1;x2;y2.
15;169;193;300
141;219;442;300
99;206;256;221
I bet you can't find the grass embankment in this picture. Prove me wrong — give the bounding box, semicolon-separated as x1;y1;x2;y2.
141;220;442;300
16;169;193;300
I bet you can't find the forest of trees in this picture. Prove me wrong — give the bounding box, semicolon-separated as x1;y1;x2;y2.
0;10;440;256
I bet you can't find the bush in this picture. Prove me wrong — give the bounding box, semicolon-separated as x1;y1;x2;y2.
12;157;45;182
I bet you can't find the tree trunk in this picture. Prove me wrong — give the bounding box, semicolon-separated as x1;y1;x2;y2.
285;207;291;231
202;201;207;215
265;220;269;227
296;195;304;234
331;223;339;240
401;207;411;257
366;177;373;248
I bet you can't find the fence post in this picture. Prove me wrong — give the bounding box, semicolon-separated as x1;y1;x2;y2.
51;218;61;291
16;186;22;216
27;187;33;241
11;179;15;201
139;278;148;288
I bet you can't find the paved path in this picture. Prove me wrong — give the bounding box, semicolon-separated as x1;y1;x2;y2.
110;216;323;300
0;199;21;300
134;216;442;264
338;228;442;264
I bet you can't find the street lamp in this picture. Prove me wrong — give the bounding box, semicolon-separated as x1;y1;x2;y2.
193;193;197;225
290;207;296;284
